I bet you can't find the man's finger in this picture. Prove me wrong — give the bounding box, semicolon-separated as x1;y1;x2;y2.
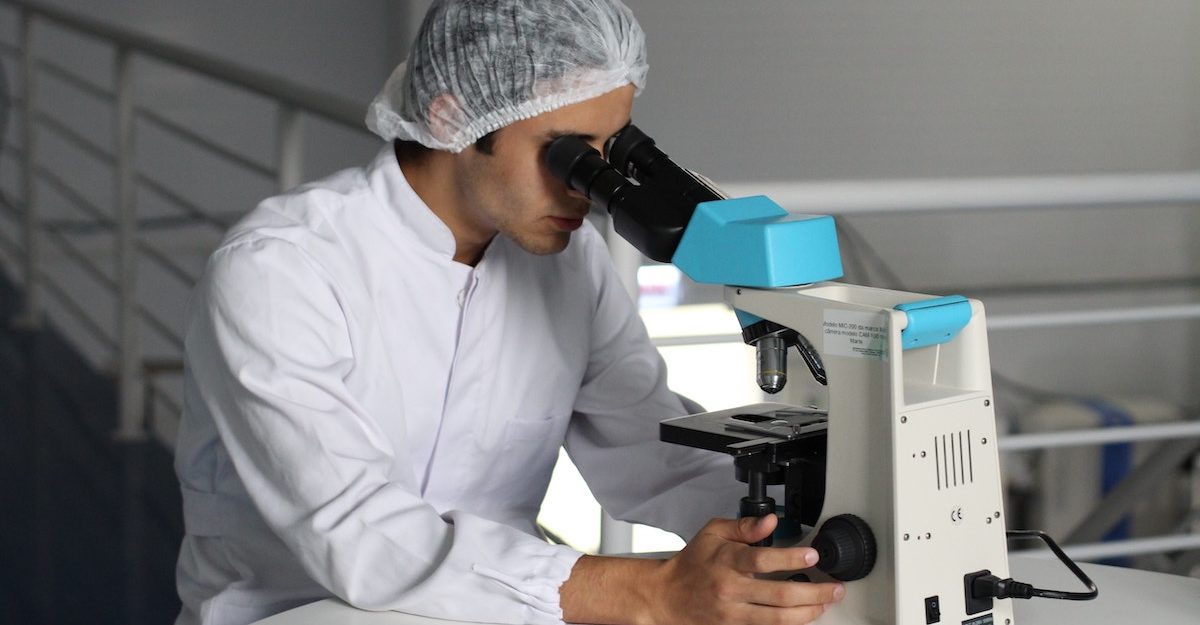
731;543;820;573
700;515;777;544
737;515;777;544
739;578;845;608
740;602;829;625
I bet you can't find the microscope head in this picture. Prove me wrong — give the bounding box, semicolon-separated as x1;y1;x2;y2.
545;123;844;393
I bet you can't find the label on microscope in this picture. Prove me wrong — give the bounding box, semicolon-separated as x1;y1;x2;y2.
822;310;888;360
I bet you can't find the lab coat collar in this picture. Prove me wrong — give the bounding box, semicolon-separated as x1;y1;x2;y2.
366;143;459;260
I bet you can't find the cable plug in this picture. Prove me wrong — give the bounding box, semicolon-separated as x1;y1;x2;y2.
972;574;1034;600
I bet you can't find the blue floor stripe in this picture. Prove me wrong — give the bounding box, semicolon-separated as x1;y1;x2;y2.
0;274;182;625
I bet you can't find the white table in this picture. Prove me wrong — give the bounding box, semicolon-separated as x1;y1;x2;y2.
255;555;1200;625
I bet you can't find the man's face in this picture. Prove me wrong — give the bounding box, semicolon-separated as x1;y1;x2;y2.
451;85;635;257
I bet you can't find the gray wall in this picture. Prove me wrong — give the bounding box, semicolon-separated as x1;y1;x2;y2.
630;1;1200;180
29;0;411;102
0;1;1197;416
0;0;415;371
626;1;1200;409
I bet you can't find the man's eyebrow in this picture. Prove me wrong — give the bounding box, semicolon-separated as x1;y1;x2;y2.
544;119;632;143
544;129;596;141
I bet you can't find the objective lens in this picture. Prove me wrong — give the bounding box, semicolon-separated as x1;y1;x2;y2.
756;335;788;394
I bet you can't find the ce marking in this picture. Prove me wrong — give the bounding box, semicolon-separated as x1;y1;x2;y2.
950;507;965;525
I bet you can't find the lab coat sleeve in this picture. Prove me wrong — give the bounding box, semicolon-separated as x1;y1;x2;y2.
189;237;581;624
563;233;745;541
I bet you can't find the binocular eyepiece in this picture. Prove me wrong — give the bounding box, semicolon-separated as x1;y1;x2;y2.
545;123;723;263
547;125;829;394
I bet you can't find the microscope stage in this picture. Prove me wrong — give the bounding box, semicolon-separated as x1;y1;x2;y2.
660;403;828;460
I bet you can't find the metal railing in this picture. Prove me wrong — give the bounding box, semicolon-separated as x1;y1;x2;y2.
0;0;1196;565
0;0;365;441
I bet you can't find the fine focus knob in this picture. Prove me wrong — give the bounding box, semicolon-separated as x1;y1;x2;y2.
812;514;877;581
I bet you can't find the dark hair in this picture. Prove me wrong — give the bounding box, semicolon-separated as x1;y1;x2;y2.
474;129;498;155
393;138;430;164
393;130;497;165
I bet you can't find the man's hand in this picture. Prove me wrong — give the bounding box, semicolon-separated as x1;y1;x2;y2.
649;515;844;625
560;515;844;625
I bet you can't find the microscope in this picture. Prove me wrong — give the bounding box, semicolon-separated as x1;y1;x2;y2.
547;125;1095;625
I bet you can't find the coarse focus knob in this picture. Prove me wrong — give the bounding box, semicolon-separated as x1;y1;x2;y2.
812;514;877;581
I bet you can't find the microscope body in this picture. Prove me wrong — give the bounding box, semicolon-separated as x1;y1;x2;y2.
724;283;1013;625
546;125;1015;625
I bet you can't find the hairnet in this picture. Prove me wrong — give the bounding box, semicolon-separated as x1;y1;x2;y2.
365;0;648;153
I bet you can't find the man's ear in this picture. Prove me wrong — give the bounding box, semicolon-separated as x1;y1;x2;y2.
426;93;465;147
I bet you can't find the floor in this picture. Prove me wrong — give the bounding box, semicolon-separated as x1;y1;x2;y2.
0;274;183;625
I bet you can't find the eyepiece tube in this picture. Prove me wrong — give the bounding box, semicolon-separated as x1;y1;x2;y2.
544;128;713;262
605;123;658;179
605;124;724;205
545;135;633;214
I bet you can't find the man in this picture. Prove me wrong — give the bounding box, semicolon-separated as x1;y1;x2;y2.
174;2;844;625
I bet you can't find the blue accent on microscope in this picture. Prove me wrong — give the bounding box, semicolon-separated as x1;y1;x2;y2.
734;309;763;329
894;295;972;350
672;196;844;289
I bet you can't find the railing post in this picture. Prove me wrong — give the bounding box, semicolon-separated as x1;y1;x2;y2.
599;510;634;555
14;7;41;329
277;104;303;193
114;45;143;441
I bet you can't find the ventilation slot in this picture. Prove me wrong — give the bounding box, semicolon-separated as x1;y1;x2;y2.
934;430;975;491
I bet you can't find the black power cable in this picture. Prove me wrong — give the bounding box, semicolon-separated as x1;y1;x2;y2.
972;530;1099;602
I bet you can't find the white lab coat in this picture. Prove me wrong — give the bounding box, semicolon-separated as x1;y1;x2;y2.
174;145;743;625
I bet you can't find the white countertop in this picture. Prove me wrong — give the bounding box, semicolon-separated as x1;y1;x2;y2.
254;554;1200;625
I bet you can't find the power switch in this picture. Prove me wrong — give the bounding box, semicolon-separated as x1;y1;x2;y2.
924;595;941;624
